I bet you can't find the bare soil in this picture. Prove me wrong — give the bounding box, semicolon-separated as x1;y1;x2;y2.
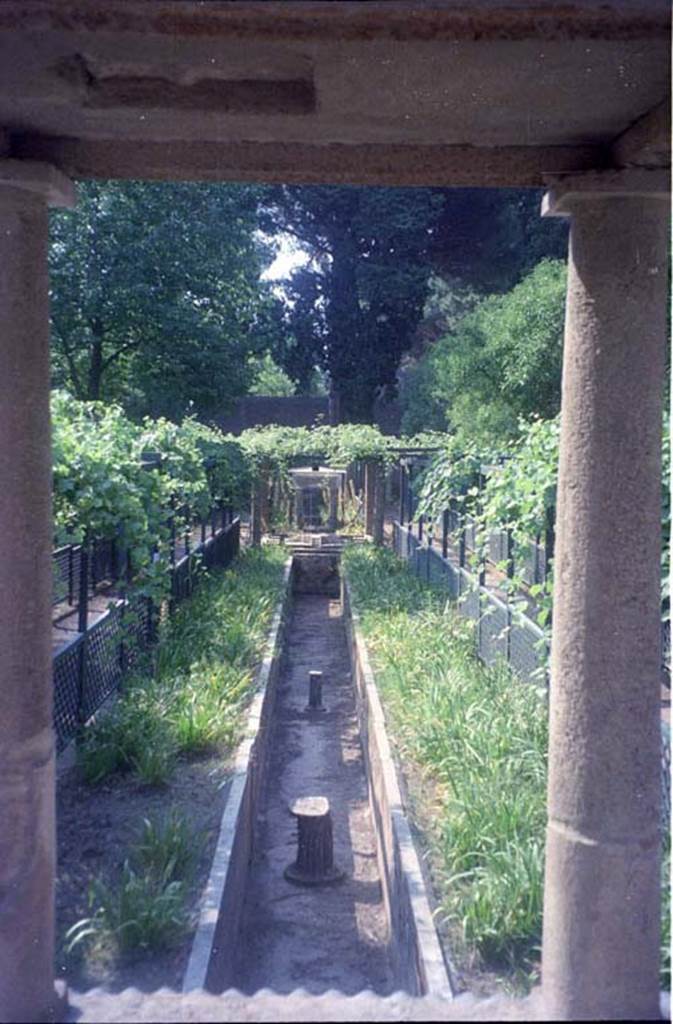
55;747;232;994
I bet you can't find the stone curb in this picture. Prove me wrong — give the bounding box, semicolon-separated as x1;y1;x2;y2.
342;576;455;1000
182;557;293;993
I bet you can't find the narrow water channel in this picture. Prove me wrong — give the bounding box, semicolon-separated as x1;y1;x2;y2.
231;593;395;995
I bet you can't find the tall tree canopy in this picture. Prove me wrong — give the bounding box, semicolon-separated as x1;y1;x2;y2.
401;259;567;445
260;185;445;422
430;188;569;293
49;180;273;421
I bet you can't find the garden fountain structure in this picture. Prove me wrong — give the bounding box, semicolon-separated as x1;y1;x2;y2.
0;2;669;1021
289;465;345;533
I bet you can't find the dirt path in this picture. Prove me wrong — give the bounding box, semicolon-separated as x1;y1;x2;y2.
232;594;394;996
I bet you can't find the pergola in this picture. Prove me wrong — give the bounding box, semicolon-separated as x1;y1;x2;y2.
0;3;669;1021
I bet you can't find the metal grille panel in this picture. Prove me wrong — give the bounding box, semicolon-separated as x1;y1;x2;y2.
53;636;83;752
53;517;241;754
83;605;124;719
479;593;509;667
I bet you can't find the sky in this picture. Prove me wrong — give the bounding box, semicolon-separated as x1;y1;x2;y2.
261;233;311;281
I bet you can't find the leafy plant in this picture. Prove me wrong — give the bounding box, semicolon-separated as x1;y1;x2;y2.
77;547;286;785
133;809;201;884
66;863;187;956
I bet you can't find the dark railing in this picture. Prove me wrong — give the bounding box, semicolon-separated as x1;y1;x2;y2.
53;513;240;754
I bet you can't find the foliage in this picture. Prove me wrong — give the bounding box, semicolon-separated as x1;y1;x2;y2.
237;422;399;479
344;545;669;987
77;547;286;785
65;810;201;957
260;185;445;421
49;180;272;420
479;418;559;544
415;434;486;521
430;188;568;294
344;545;547;978
51;393;249;601
416;412;669;629
238;424;322;475
248;352;297;396
402;260;567;447
323;423;398;468
132;809;201;886
399;276;482;435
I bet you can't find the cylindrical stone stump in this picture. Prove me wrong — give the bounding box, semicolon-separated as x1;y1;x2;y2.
307;670;325;711
284;797;344;887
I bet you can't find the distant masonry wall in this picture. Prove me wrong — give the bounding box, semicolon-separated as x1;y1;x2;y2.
215;394;401;435
215;396;328;434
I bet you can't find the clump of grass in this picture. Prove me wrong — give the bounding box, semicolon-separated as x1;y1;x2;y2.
133;808;201;882
344;545;547;980
77;684;177;786
66;810;203;957
77;547;285;785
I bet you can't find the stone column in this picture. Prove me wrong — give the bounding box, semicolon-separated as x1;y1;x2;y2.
0;161;75;1023
540;171;669;1021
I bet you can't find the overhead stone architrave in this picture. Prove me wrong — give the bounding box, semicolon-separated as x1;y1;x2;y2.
541;167;670;216
0;1;670;44
11;134;605;188
0;2;669;187
0;158;75;206
611;97;671;168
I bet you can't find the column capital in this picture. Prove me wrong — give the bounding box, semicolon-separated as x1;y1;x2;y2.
541;168;669;218
0;158;75;208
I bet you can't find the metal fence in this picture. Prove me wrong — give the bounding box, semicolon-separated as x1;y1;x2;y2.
393;520;671;828
53;516;240;753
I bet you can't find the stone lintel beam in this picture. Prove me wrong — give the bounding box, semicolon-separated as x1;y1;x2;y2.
0;158;75;207
11;134;603;189
542;167;670;216
611;97;671;169
539;172;669;1020
0;160;73;1024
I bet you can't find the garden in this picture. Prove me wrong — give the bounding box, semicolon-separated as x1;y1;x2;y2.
39;176;669;1005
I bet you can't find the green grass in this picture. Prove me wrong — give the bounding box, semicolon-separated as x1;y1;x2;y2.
66;810;202;956
343;545;669;989
78;546;286;785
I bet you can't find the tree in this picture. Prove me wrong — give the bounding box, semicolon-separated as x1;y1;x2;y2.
430;188;569;294
248;352;297;396
260;186;445;422
403;259;567;447
49;180;272;421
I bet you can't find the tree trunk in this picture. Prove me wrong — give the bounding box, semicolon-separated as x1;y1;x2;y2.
87;326;103;400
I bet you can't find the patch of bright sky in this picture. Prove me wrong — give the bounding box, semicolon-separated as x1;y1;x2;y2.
261;232;311;281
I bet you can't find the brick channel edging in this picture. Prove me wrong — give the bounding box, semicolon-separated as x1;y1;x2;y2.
341;576;455;1000
182;557;294;993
